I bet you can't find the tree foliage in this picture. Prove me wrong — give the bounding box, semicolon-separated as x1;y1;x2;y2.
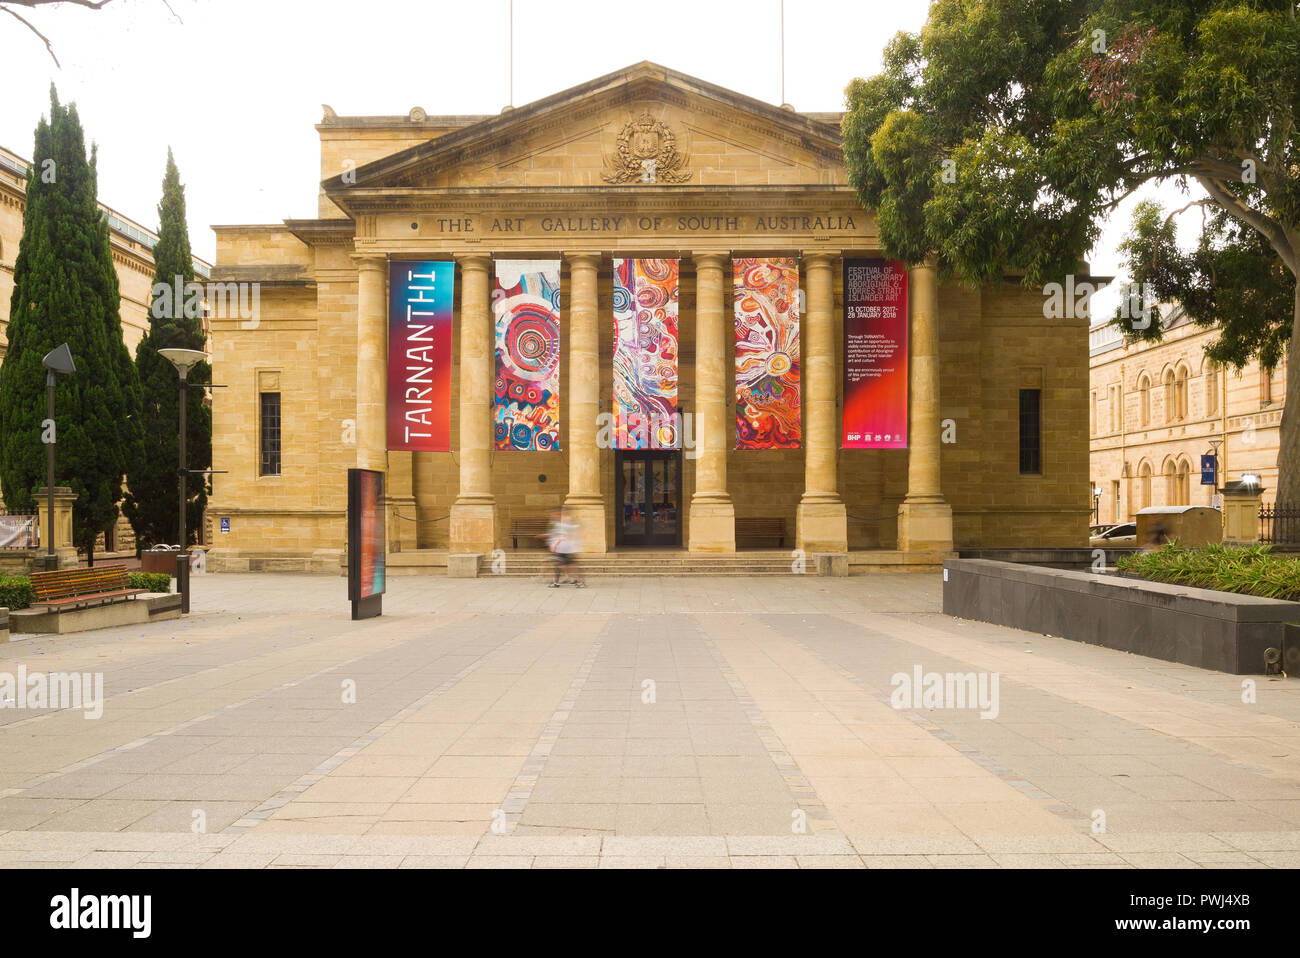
123;149;211;550
1117;199;1295;374
0;85;143;558
843;0;1300;498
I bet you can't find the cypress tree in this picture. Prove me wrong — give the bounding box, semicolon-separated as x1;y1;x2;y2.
0;86;143;563
123;149;211;549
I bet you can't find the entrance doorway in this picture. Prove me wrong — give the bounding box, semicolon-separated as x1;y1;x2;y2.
615;450;682;546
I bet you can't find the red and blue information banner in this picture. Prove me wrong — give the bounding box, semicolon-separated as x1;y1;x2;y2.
387;260;454;451
842;259;908;449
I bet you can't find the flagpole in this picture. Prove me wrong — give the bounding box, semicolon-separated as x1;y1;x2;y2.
780;0;785;105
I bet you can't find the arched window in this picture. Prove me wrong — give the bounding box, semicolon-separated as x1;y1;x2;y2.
1205;362;1219;416
1138;461;1153;512
1138;374;1151;427
1163;459;1178;505
1175;459;1191;507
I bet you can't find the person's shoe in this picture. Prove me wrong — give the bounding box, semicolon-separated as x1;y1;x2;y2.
548;582;560;588
576;581;587;588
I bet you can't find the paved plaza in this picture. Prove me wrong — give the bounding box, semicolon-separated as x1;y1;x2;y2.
1;571;1299;869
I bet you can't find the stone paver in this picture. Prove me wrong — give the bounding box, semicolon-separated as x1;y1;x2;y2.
0;572;1296;867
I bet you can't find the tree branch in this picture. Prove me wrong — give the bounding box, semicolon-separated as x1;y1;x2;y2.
2;0;115;7
1197;174;1298;275
0;5;59;67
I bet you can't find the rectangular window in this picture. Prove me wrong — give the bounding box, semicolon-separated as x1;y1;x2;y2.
1019;389;1041;475
260;392;281;476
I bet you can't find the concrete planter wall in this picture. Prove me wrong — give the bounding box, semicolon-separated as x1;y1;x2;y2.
943;558;1298;674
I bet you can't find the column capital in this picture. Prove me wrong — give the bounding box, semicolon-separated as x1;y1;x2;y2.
350;250;388;270
453;252;492;271
690;250;731;270
563;251;603;269
800;249;841;267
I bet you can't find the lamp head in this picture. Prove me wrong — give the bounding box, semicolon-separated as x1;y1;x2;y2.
158;348;208;379
41;343;75;375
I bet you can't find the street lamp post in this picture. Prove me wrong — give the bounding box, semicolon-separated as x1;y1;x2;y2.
158;348;207;614
40;344;76;571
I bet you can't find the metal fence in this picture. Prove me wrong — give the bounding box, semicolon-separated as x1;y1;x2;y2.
1259;503;1300;544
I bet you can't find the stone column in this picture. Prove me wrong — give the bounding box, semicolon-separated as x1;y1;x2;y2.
449;253;497;556
689;251;735;552
353;253;388;473
796;251;848;554
897;261;954;553
563;252;607;553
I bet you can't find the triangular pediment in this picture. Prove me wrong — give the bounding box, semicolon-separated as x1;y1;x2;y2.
323;62;846;200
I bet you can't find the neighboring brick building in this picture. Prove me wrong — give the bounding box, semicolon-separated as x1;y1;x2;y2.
1088;307;1285;525
206;62;1090;573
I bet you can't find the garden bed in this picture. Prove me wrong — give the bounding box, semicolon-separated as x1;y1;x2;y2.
943;557;1299;674
0;571;169;611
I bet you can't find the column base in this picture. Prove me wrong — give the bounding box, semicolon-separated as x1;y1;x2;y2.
562;497;607;554
449;498;497;555
897;498;954;553
796;498;847;553
385;495;417;554
688;497;735;553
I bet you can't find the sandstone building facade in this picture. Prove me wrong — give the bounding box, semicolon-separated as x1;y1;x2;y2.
206;63;1089;573
1089;308;1285;524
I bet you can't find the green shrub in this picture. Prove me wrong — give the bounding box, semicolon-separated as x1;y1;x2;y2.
1115;543;1300;601
0;574;34;610
127;571;172;594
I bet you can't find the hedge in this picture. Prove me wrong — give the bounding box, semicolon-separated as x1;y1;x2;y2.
127;571;172;593
0;574;34;611
1115;543;1300;601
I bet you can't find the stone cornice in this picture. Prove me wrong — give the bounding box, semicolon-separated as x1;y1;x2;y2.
335;184;863;215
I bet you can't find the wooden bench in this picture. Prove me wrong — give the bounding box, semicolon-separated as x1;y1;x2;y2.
510;516;552;549
28;565;146;611
735;517;785;548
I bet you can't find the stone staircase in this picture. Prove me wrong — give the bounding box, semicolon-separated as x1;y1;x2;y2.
479;549;804;577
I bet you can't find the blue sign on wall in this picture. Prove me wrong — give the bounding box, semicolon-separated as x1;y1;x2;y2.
220;517;231;534
1201;455;1217;485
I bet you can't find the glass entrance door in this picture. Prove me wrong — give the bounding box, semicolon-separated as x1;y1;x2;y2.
616;450;681;546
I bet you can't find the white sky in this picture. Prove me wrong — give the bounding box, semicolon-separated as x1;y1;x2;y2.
1;0;1200;311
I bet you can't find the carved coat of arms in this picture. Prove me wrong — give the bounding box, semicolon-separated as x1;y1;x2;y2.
602;112;691;184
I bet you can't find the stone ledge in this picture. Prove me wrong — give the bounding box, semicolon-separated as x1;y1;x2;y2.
11;592;181;635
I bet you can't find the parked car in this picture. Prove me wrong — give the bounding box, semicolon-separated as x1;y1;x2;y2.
1089;522;1137;547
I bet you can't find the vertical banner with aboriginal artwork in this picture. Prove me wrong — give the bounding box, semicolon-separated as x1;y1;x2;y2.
612;258;680;449
734;257;801;449
494;260;561;450
387;260;454;451
842;258;908;449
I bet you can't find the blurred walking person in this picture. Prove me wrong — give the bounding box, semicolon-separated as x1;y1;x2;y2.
546;507;585;587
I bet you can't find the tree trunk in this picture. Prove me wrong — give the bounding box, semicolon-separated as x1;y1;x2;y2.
1275;281;1300;506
